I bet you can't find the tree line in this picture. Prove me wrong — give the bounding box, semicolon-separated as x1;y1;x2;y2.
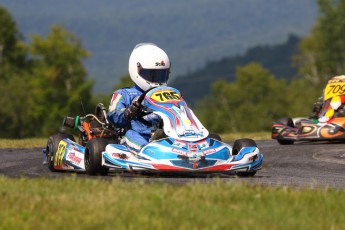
0;6;96;138
1;0;344;138
195;0;345;133
171;34;300;105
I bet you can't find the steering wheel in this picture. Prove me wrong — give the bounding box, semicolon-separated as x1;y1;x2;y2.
136;87;157;105
134;87;158;126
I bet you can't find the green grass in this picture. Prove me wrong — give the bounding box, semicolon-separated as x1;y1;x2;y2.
0;176;344;230
221;132;271;141
0;138;47;148
3;133;343;229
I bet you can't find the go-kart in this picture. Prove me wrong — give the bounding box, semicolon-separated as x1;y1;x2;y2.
272;76;345;145
272;117;345;145
43;86;263;176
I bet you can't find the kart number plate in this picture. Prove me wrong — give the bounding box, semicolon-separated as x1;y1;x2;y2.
54;140;67;166
324;82;345;100
151;90;181;102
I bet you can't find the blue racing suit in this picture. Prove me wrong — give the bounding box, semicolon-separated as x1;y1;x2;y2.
107;85;160;153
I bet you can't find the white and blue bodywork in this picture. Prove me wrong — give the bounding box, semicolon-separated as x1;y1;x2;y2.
44;86;263;175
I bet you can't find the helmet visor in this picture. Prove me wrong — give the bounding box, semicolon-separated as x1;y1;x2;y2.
138;67;170;84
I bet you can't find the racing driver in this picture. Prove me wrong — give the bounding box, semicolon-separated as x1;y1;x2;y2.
310;75;345;123
107;43;170;153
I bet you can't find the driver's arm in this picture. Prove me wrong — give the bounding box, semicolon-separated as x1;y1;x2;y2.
107;90;129;128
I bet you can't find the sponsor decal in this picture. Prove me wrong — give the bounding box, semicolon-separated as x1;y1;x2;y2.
70;146;79;151
172;140;186;148
112;153;128;159
155;60;165;66
202;148;216;155
67;152;82;164
188;143;198;153
179;130;203;138
172;148;187;155
54;140;67;167
145;149;155;155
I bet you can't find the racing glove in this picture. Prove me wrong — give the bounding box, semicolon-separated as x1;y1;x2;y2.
124;101;141;120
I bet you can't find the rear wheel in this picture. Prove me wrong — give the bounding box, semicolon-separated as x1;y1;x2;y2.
277;117;294;127
46;133;75;172
208;133;222;141
277;118;295;145
95;103;107;123
85;138;109;176
232;138;257;177
277;139;294;145
151;129;167;141
237;171;256;177
232;138;257;155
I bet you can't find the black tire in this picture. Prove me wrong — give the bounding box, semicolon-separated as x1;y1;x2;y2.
237;171;256;177
95;103;106;123
151;129;167;141
277;139;294;145
277;117;294;127
208;133;222;141
232;138;257;177
232;138;257;155
276;118;295;145
46;133;75;172
84;138;109;176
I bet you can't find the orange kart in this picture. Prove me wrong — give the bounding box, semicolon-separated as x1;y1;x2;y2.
272;117;345;145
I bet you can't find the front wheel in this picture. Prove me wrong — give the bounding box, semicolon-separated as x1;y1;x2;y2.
232;138;257;155
232;138;258;177
208;133;222;141
85;138;109;176
237;171;256;177
277;117;294;127
276;118;295;145
46;133;75;172
277;139;294;145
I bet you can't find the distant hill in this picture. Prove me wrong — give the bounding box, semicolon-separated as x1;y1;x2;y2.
171;34;300;104
0;0;317;93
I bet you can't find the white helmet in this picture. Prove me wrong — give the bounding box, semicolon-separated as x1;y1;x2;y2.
128;43;170;91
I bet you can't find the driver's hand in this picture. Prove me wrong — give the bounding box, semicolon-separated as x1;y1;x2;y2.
124;101;141;120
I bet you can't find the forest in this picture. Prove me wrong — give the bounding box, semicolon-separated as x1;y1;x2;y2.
1;0;317;93
171;34;300;104
1;0;345;138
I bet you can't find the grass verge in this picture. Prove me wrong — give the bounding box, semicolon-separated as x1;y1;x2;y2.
1;134;344;229
0;132;271;148
221;132;271;142
0;176;344;229
0;138;47;148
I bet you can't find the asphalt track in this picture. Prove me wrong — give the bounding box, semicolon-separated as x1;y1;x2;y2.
0;140;344;189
